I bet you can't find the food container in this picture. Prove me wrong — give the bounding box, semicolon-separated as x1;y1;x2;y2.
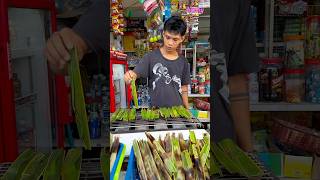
198;83;205;94
194;98;210;111
305;59;320;103
198;72;206;83
259;58;284;102
284;35;305;68
284;69;305;103
306;16;320;59
191;78;199;94
272;118;320;154
205;80;210;94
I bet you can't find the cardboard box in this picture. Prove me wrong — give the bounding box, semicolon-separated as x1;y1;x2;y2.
258;152;283;177
190;109;209;119
312;155;320;179
284;155;313;179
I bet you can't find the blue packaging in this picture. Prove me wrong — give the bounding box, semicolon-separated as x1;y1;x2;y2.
89;112;101;139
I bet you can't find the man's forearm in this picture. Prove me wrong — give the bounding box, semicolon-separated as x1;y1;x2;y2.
229;74;253;152
181;85;189;109
182;93;189;109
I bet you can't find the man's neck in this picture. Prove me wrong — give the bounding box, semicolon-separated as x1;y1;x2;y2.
160;47;179;60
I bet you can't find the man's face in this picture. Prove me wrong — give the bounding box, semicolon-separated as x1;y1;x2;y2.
162;31;184;52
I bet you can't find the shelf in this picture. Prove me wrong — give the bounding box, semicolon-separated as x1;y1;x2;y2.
181;48;193;51
138;105;149;108
70;129;109;148
15;93;37;109
199;15;210;18
273;42;285;47
11;48;35;59
256;43;264;47
250;102;320;112
72;137;107;148
198;117;210;123
189;94;210;98
111;129;208;156
195;42;210;45
275;14;305;17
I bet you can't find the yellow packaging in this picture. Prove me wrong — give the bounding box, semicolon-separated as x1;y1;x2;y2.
284;155;313;179
197;110;208;119
123;35;135;52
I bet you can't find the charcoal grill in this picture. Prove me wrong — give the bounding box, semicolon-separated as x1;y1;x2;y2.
111;110;204;133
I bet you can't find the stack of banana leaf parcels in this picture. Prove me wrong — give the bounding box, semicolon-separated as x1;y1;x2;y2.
112;80;194;122
1;132;270;180
127;131;266;180
111;106;193;122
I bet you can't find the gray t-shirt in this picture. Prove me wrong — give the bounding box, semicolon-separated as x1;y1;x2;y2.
133;49;191;107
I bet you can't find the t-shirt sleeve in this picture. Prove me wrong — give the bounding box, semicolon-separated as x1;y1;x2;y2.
227;0;260;75
181;60;191;86
72;0;107;54
133;54;150;78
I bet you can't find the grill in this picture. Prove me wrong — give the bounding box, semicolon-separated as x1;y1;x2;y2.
80;158;103;179
215;153;279;180
111;115;204;133
111;110;204;133
0;154;278;180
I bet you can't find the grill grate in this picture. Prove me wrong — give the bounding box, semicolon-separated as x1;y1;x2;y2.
111;117;203;133
0;154;278;179
80;158;103;179
0;158;104;180
215;153;279;180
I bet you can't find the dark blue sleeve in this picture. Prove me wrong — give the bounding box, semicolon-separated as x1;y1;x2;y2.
181;59;191;85
73;0;107;54
133;53;150;78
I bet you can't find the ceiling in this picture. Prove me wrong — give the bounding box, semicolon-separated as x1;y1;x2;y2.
122;0;143;9
121;0;210;34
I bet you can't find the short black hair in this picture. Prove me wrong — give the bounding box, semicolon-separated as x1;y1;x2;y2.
163;16;187;36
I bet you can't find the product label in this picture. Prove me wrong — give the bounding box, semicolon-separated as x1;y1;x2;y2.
186;7;204;14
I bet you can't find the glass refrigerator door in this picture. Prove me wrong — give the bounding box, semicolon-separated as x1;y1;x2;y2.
112;64;127;108
8;8;52;152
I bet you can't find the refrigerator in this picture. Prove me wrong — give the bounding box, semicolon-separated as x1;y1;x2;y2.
0;0;69;162
110;54;131;113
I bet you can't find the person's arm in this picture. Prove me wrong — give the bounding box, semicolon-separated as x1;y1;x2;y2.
124;70;138;84
224;0;258;152
181;60;191;109
45;28;89;74
181;85;189;109
45;0;106;74
124;53;150;84
229;73;253;152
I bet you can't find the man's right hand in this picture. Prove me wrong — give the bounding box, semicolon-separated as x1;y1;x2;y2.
124;70;137;84
44;28;88;74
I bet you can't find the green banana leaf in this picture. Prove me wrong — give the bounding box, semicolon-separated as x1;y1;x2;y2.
100;147;109;180
20;152;49;180
1;149;35;180
69;47;91;150
61;148;82;180
43;149;64;180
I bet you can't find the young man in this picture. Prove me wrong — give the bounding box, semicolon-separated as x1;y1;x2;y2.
124;16;191;108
